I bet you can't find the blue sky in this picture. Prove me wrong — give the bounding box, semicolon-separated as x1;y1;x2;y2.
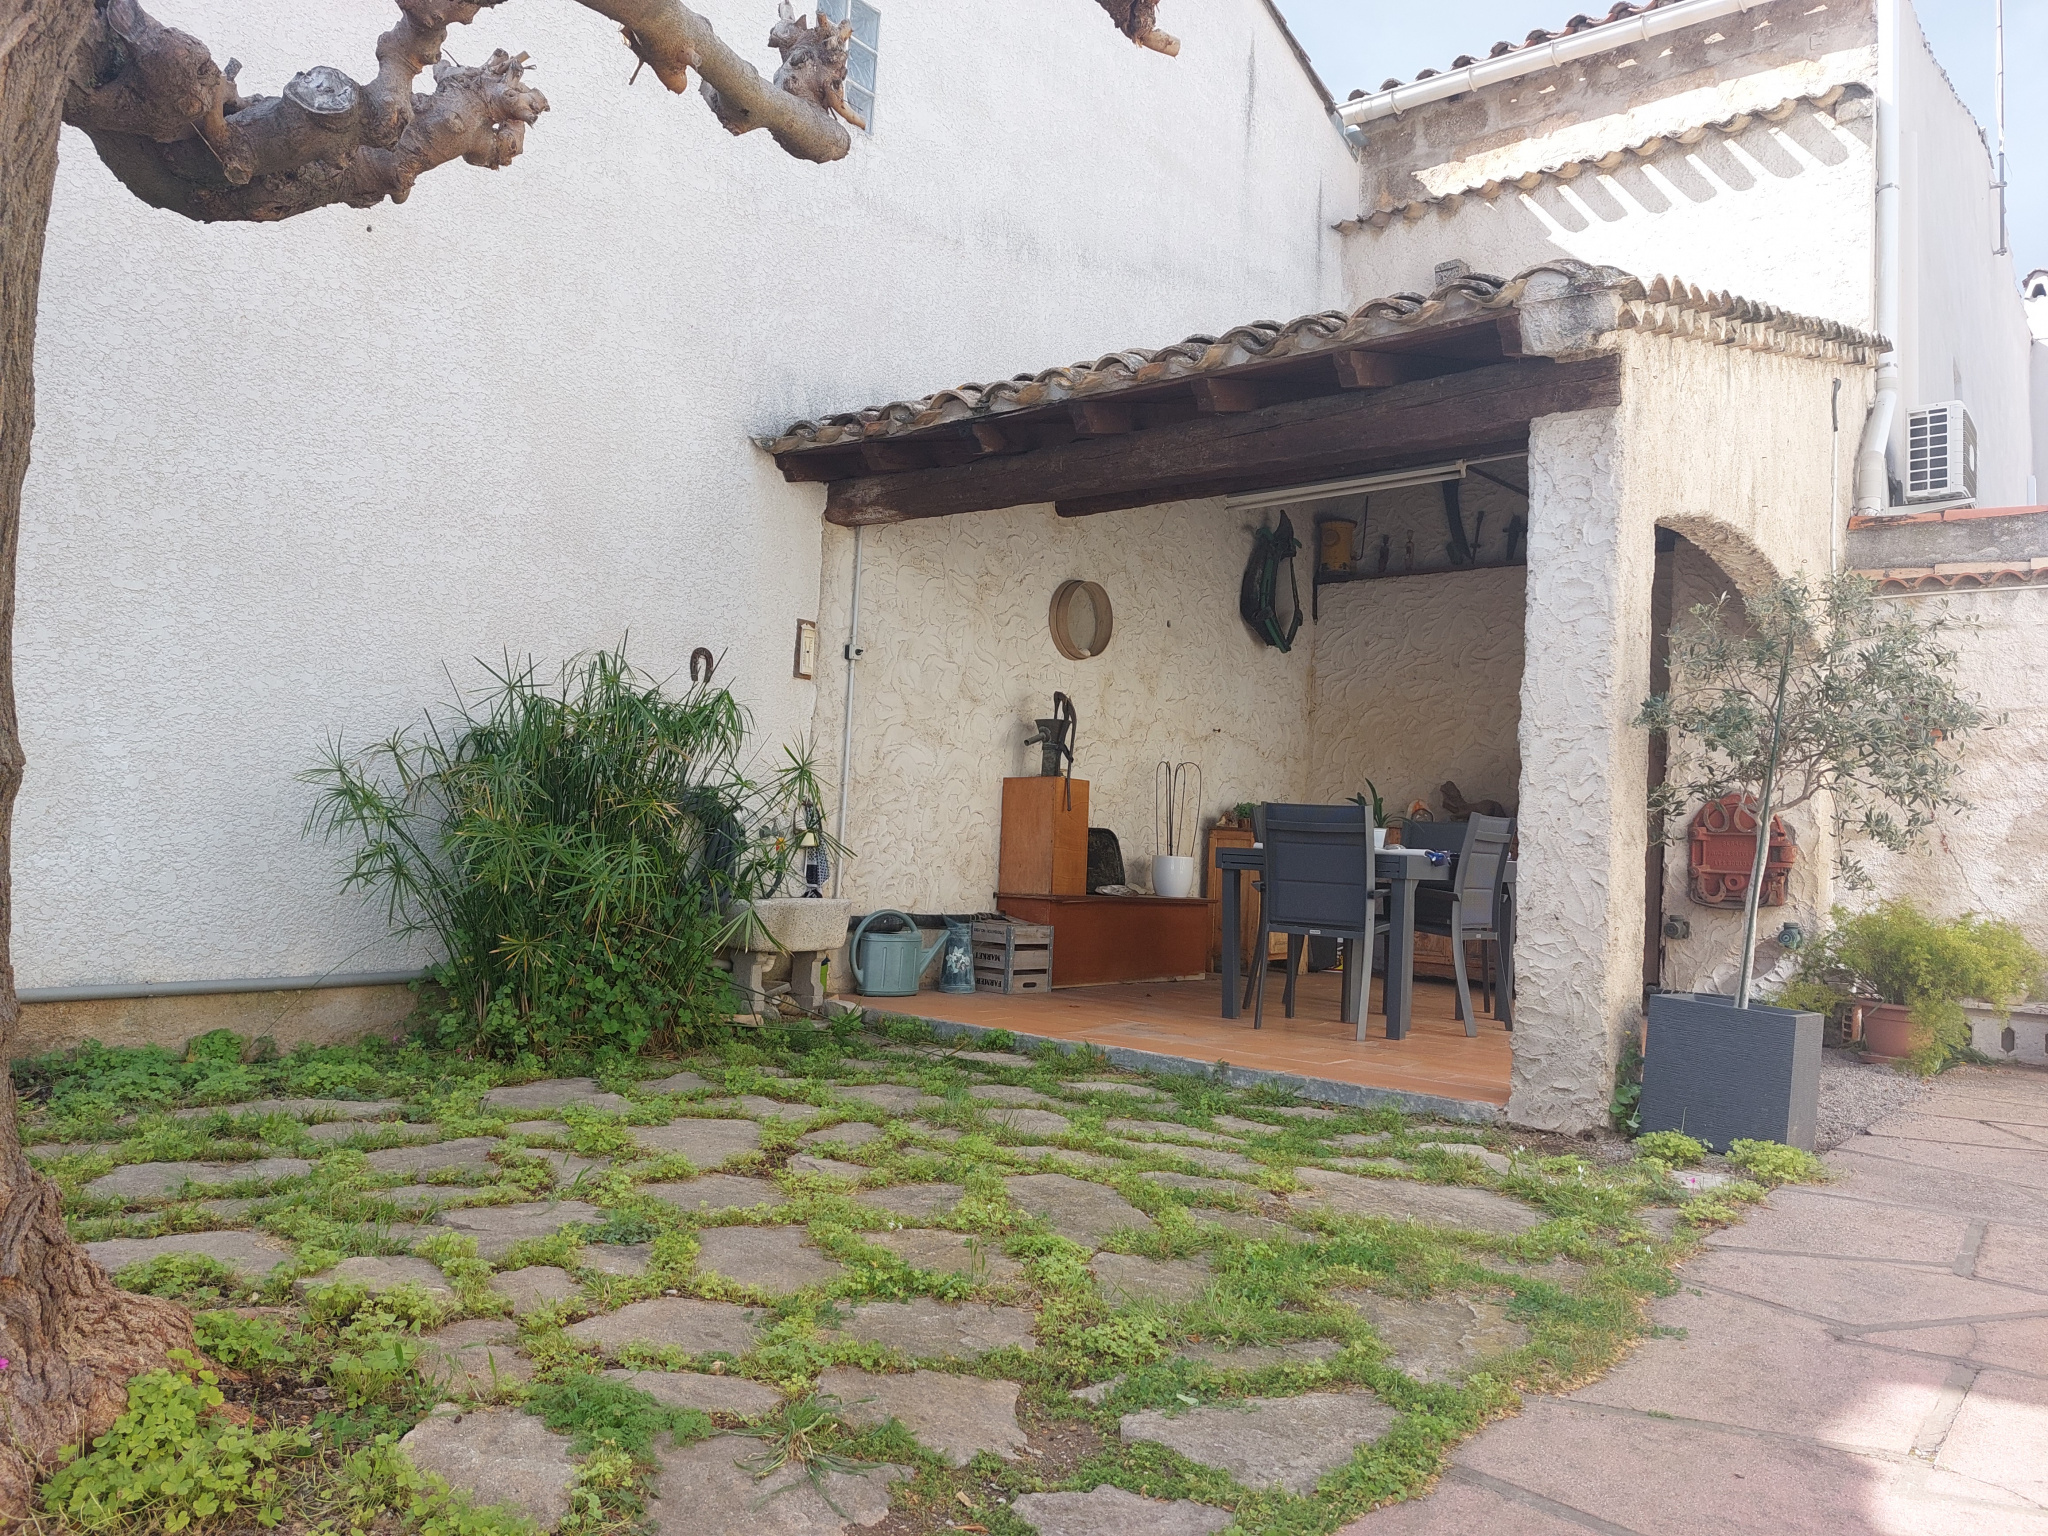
1271;1;2047;281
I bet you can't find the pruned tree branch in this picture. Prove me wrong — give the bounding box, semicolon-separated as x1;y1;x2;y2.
1096;0;1180;56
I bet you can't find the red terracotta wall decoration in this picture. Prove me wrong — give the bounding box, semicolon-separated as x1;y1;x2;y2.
1686;794;1797;909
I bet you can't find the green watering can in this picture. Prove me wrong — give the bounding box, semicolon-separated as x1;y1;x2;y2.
850;909;946;997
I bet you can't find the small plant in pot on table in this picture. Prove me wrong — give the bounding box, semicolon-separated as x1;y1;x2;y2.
1633;573;1984;1149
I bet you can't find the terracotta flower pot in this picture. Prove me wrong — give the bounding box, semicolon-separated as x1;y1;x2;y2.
1861;1002;1918;1060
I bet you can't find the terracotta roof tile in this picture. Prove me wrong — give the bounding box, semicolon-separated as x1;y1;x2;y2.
1343;0;1687;101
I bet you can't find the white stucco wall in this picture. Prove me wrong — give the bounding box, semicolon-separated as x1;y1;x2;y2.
1344;93;1877;327
1855;588;2048;955
1306;558;1525;819
1894;1;2033;507
813;500;1313;912
21;0;1351;987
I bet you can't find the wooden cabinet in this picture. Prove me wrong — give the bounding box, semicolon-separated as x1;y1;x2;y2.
1205;824;1257;972
995;893;1209;986
998;777;1090;896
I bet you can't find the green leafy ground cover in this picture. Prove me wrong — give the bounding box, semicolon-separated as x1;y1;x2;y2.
16;1020;1816;1536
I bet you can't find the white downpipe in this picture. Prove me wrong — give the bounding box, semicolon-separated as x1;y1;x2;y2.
1337;0;1771;128
1854;0;1903;517
830;525;863;899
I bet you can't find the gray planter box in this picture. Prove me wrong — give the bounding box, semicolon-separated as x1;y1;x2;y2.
1638;991;1823;1152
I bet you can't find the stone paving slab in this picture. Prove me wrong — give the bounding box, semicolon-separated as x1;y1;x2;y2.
400;1407;577;1529
1108;1122;1236;1145
1849;1134;2048;1185
984;1107;1071;1139
1120;1388;1395;1495
490;1265;582;1315
641;1071;710;1095
482;1079;631;1114
85;1158;313;1201
824;1296;1037;1357
504;1120;566;1136
1859;1313;2048;1374
708;1095;814;1120
1178;1338;1343;1371
1141;1170;1244;1197
432;1200;602;1259
1937;1366;2048;1508
602;1367;782;1417
1565;1285;1955;1453
1267;1105;1338;1120
1333;1471;1591;1534
1194;1209;1301;1242
650;1435;905;1536
694;1226;846;1291
642;1175;782;1214
1210;1116;1283;1135
567;1297;763;1355
1813;1146;2048;1225
1972;1221;2048;1287
1680;1247;2045;1328
817;1366;1026;1465
1092;1252;1212;1305
837;1084;939;1113
90;1230;295;1278
578;1243;654;1277
786;1154;868;1179
632;1119;763;1166
1163;1145;1261;1175
852;1182;964;1219
865;1228;1023;1283
799;1121;885;1149
326;1255;454;1299
417;1319;534;1391
26;1141;117;1161
1332;1291;1528;1383
1065;1081;1163;1100
1860;1113;2048;1149
970;1084;1058;1107
1022;1148;1127;1173
1702;1185;1976;1263
364;1138;502;1178
950;1050;1036;1067
1011;1486;1233;1536
1004;1173;1156;1246
510;1147;611;1185
1290;1167;1543;1235
1327;1134;1393;1152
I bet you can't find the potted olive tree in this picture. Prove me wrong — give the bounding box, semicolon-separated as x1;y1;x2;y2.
1633;572;1982;1148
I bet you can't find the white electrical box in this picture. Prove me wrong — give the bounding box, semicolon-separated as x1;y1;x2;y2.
1905;401;1978;502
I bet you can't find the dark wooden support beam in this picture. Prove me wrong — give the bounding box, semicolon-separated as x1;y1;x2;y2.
823;356;1617;526
1070;401;1135;436
1332;350;1427;389
1496;313;1525;359
860;440;934;473
971;423;1015;454
1191;376;1264;414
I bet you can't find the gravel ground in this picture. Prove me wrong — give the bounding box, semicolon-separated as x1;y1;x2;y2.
1814;1048;1929;1150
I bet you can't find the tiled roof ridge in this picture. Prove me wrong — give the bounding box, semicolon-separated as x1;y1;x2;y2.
762;259;1884;455
1857;562;2048;595
1336;82;1862;232
1344;0;1689;100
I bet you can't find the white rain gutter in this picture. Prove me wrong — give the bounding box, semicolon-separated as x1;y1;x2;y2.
1337;0;1774;128
1853;0;1902;516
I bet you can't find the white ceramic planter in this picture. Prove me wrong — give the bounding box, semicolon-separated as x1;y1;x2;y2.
1153;855;1197;899
724;897;853;953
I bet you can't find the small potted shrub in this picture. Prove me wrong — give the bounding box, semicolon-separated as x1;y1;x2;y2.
1778;902;2043;1072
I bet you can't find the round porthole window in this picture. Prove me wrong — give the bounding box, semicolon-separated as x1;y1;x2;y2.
1049;580;1114;660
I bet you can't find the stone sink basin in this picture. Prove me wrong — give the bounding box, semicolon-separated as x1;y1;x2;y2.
724;898;852;954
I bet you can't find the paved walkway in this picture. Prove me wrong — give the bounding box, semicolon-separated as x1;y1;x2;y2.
1344;1064;2048;1535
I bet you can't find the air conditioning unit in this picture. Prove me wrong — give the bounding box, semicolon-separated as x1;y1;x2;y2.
1905;401;1978;502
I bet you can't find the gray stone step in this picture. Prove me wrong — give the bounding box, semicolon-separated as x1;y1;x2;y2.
399;1407;577;1529
816;1367;1026;1465
649;1434;904;1536
823;1296;1037;1358
86;1158;312;1202
1011;1486;1233;1536
566;1296;763;1356
602;1367;782;1417
693;1226;846;1292
433;1199;602;1259
89;1230;295;1278
481;1079;630;1114
1004;1173;1156;1247
1120;1388;1396;1495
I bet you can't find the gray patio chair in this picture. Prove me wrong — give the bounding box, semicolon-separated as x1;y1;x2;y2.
1246;802;1386;1030
1409;813;1514;1035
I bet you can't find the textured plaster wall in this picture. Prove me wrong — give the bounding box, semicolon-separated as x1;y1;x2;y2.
1855;589;2048;955
1895;3;2034;505
1510;332;1861;1128
21;0;1351;988
1305;563;1526;819
813;501;1313;913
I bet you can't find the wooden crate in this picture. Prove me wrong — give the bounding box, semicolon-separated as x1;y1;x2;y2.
973;919;1053;994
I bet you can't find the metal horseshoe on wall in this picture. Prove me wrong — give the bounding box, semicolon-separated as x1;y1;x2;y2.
690;647;716;684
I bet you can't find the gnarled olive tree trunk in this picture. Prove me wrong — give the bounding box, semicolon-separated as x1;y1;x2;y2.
0;0;194;1513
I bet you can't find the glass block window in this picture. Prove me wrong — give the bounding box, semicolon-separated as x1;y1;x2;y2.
818;0;879;129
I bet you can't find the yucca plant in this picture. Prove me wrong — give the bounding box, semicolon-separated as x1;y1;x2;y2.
304;646;834;1056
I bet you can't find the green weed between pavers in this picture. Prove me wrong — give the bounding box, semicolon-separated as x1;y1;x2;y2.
26;1031;1721;1536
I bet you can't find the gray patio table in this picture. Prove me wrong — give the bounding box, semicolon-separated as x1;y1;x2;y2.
1215;843;1452;1041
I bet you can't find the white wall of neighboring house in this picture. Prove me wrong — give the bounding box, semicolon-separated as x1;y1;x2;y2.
21;0;1350;990
2029;281;2048;495
1893;2;2032;507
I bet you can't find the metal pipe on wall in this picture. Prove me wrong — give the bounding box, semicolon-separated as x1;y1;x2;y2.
1853;0;1903;517
20;969;430;1005
831;525;864;899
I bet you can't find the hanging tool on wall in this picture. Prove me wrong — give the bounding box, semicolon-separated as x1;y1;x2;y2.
1239;513;1303;653
1503;513;1528;564
1023;692;1079;808
1441;480;1473;568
